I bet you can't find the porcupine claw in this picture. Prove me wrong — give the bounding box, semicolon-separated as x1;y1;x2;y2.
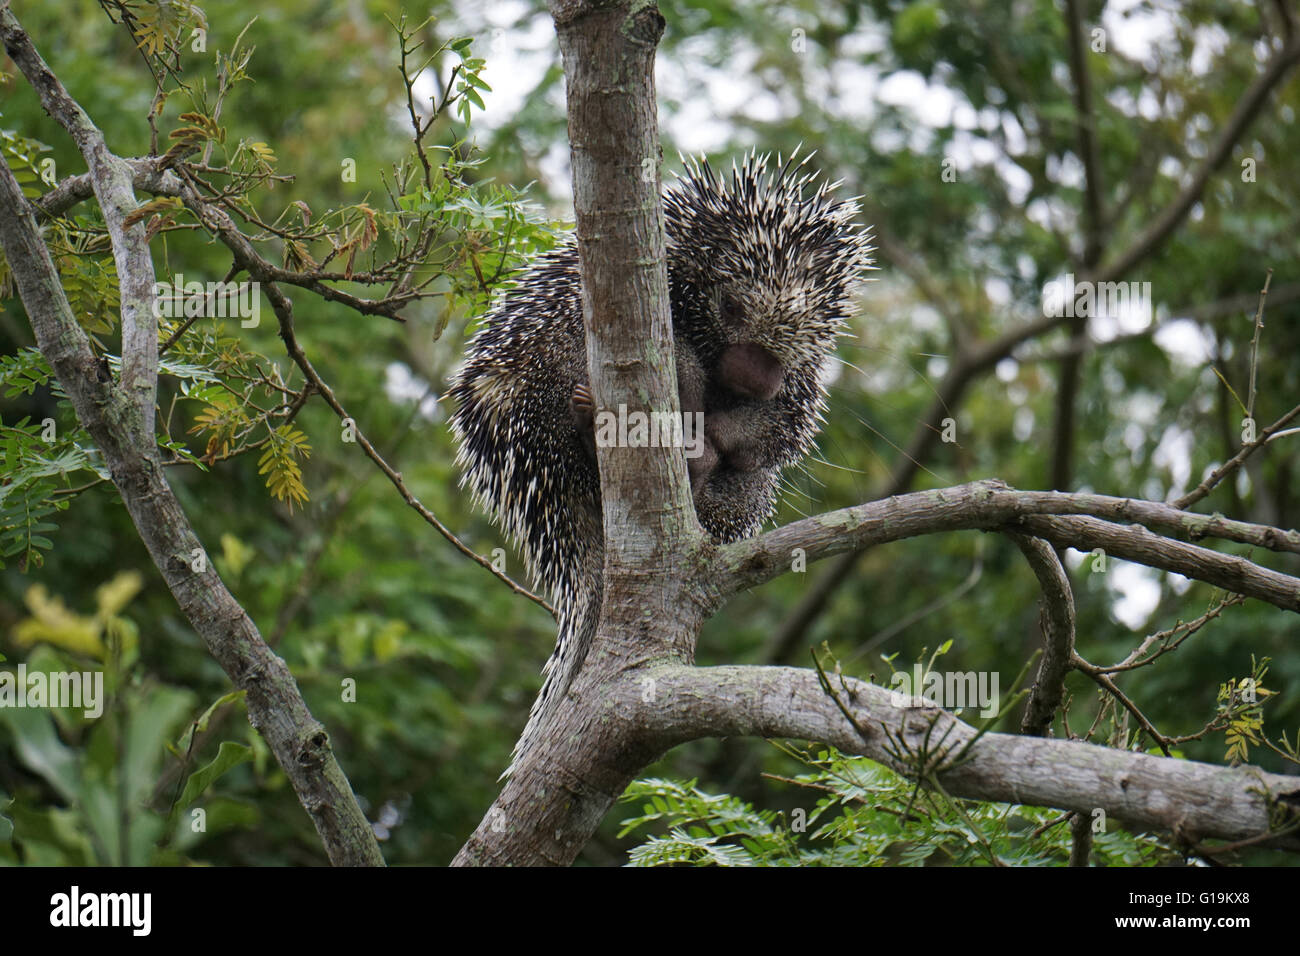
570;380;598;461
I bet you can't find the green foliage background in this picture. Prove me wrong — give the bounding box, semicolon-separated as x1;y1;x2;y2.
0;0;1297;865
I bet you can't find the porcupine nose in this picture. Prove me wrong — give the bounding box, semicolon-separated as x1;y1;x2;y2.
717;342;784;400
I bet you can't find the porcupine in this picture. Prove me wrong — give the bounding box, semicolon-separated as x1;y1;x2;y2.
448;151;874;773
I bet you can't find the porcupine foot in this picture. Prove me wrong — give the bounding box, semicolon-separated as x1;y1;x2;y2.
570;339;787;491
570;380;598;462
570;374;725;489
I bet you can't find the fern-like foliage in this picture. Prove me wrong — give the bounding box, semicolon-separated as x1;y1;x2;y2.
620;753;1180;867
256;424;311;512
1219;657;1273;765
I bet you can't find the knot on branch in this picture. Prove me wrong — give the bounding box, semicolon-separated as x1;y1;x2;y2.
297;728;331;769
622;5;666;46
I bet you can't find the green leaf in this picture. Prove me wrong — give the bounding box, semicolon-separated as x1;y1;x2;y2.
173;689;247;755
124;685;195;804
0;705;79;801
173;741;253;813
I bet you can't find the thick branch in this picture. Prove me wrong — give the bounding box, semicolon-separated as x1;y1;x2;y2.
1017;514;1300;612
454;0;688;866
778;30;1300;651
641;666;1300;849
721;480;1300;614
1007;533;1075;736
1;6;158;436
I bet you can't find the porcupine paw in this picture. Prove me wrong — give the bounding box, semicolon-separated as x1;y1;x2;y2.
570;380;598;461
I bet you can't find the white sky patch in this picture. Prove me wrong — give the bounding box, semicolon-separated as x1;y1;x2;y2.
1153;424;1194;499
437;3;557;135
1235;468;1253;499
819;56;881;124
1137;87;1164;122
1088;294;1155;340
1062;533;1167;633
538;140;573;208
908;302;944;335
1013;406;1034;441
1102;0;1177;63
984;277;1013;307
1004;157;1033;203
1025;196;1074;234
871;125;906;154
1047;152;1084;189
877;70;957;126
995;357;1019;382
1001;112;1028;155
1110;562;1161;629
1126;390;1164;427
1154;318;1215;366
1190;24;1231;75
1105;86;1139;118
953;101;978;129
385;362;440;421
658;40;781;153
1123;421;1147;455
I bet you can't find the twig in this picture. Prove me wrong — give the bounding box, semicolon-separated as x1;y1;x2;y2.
1073;656;1172;756
1247;269;1272;419
1174;402;1300;510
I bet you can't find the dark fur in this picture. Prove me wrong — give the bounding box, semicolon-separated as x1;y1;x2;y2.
448;152;873;770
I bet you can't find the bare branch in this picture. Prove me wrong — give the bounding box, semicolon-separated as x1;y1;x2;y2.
1175;403;1300;510
1247;270;1273;419
721;480;1300;614
2;5;159;435
643;665;1300;849
1006;533;1075;737
1099;36;1300;281
1016;513;1300;613
1063;0;1104;268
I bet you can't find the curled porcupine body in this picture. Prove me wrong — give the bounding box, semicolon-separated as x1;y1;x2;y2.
448;151;874;774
